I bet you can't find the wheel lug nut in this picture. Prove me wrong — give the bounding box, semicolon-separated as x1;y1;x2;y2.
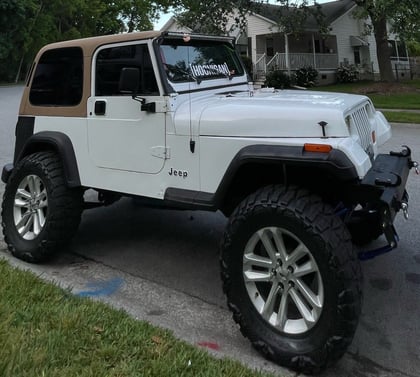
287;266;294;274
288;281;295;288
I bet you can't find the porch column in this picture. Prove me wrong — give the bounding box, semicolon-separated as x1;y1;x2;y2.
284;33;290;76
394;40;399;62
251;35;257;65
312;34;317;68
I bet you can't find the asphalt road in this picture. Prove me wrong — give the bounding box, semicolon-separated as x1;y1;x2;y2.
1;85;419;377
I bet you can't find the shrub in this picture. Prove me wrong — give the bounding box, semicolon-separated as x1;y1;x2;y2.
265;70;292;89
337;64;359;83
294;66;318;87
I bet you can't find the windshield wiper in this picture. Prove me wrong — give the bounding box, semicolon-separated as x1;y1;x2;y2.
165;64;202;84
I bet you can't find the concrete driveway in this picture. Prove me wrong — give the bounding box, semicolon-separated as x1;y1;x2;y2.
1;85;419;377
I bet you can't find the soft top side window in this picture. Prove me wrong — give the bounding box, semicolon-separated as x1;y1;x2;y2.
95;44;159;96
29;47;83;106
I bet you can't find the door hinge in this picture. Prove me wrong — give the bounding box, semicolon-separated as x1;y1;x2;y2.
151;146;170;159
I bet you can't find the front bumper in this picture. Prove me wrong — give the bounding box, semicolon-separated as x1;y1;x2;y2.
358;146;417;247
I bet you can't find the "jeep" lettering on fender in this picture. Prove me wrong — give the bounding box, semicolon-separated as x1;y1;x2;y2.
168;168;188;178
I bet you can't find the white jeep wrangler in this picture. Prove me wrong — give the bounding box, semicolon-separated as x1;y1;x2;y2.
1;31;417;373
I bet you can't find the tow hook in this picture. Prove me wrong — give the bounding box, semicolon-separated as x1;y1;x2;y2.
412;161;419;175
400;191;410;220
401;202;409;220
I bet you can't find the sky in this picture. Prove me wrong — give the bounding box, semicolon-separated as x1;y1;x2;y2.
153;0;333;30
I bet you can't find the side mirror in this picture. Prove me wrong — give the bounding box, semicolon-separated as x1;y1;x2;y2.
119;67;140;96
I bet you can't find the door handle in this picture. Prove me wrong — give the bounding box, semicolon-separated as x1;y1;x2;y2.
95;100;106;115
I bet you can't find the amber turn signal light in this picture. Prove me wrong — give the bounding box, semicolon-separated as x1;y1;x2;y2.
304;144;333;153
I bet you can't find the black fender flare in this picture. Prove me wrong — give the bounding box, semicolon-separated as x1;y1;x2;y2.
16;131;81;187
164;144;359;213
213;144;358;207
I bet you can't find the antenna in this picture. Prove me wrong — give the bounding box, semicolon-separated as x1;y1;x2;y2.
185;33;195;153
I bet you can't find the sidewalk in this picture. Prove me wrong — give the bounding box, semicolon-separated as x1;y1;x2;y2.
378;108;420;113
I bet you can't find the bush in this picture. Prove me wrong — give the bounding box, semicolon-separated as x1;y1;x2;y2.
265;70;292;89
294;66;318;87
337;65;359;83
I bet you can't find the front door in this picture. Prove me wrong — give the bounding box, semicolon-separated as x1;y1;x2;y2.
88;42;165;174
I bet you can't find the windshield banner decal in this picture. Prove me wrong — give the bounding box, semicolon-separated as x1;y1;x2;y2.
190;63;230;78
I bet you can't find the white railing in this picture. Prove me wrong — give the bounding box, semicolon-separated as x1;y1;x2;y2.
266;53;286;71
264;53;338;70
253;53;339;81
254;53;267;78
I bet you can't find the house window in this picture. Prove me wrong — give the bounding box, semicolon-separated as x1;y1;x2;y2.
388;40;408;59
95;44;159;96
29;47;83;106
353;47;361;65
266;38;274;56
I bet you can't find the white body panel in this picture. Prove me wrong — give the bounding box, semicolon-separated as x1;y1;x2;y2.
87;96;166;174
33;82;391;199
28;34;392;201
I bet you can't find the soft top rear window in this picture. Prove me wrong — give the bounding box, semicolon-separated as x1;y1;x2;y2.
160;39;244;83
29;47;83;106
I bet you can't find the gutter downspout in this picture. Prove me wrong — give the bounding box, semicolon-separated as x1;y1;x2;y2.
312;34;317;69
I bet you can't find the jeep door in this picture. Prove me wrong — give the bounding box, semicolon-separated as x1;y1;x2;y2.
88;41;165;174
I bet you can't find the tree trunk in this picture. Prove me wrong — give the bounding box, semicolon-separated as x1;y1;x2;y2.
372;16;394;81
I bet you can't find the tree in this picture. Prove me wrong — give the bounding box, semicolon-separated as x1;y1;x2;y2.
172;0;253;35
0;0;162;82
0;0;40;82
174;0;420;82
353;0;420;81
173;1;327;36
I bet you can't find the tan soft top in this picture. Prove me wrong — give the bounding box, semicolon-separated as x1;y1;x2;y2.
37;30;162;58
20;31;162;117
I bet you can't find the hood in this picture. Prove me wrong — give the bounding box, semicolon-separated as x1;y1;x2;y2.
174;89;370;138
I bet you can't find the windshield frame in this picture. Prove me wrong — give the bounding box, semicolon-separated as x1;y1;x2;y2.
154;34;248;94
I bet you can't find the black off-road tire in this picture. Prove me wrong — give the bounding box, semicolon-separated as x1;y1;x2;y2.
1;151;83;263
220;185;362;374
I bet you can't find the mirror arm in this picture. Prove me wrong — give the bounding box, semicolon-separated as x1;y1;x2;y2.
132;95;146;104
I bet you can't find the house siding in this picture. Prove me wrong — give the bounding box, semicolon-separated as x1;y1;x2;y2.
163;19;191;33
246;14;278;62
160;2;406;80
330;5;378;71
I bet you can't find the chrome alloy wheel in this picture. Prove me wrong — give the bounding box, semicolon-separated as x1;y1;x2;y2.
13;175;48;240
243;227;324;334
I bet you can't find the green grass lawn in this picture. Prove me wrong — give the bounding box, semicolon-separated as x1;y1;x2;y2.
367;93;420;110
0;260;275;377
382;111;420;124
312;79;420;110
314;79;420;123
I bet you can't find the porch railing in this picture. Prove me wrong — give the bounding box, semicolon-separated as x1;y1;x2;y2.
258;52;339;73
255;53;267;76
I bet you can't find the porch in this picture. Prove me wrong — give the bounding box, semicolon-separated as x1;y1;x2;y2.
254;52;338;78
251;32;338;81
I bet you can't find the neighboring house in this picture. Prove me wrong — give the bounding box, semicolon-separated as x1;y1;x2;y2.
161;0;409;84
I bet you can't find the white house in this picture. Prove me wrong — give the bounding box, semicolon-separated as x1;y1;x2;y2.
161;0;409;83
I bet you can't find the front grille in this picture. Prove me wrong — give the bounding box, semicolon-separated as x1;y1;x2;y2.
350;105;372;152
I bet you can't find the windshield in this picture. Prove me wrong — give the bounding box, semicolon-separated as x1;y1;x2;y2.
160;38;245;83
